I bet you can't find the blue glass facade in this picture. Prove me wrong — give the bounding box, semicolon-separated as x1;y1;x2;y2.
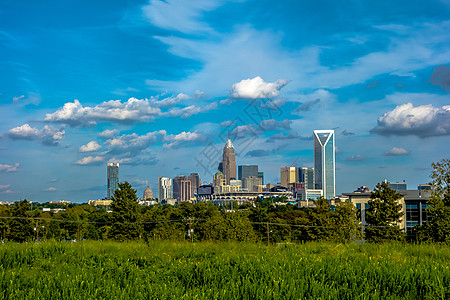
313;130;335;199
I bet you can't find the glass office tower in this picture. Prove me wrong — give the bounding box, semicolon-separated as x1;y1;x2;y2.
107;163;119;199
313;130;335;199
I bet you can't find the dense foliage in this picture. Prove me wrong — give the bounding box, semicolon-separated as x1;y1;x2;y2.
0;241;448;299
365;182;404;242
417;158;450;243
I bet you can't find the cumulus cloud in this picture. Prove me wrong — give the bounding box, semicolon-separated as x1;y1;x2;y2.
345;155;366;162
107;155;158;166
266;132;300;143
76;156;104;165
383;147;411;156
44;98;162;126
370;103;450;137
0;163;19;172
230;76;289;99
98;129;120;139
46;187;57;191
152;93;189;108
0;184;11;190
79;141;102;152
106;130;166;154
167;101;217;118
163;131;207;149
8;124;65;146
226;119;292;140
428;65;450;92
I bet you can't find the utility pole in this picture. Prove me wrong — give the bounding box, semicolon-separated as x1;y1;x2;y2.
35;219;39;241
266;222;270;246
189;218;192;243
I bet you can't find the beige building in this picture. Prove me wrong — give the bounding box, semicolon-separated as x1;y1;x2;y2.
173;175;192;202
343;192;406;231
220;140;237;184
88;199;112;206
243;176;263;192
280;167;296;188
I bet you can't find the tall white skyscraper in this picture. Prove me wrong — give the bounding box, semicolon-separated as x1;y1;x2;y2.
107;163;119;200
158;177;172;201
313;130;335;199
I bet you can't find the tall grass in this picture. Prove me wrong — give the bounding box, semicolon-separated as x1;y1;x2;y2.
0;241;448;299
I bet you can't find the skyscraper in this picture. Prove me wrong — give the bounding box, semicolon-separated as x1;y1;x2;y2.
313;130;335;199
107;163;119;200
298;167;315;189
158;177;172;201
173;175;192;202
280;167;296;188
220;139;237;184
188;173;202;196
238;165;258;180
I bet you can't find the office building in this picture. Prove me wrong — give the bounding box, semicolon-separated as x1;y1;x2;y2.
385;180;407;193
188;173;202;196
298;167;314;189
238;165;258;180
313;130;335;199
280;167;296;188
258;171;264;185
220;139;237;184
158;177;172;201
173;175;192;202
107;163;119;200
243;176;263;192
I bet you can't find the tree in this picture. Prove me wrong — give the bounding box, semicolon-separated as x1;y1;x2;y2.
109;182;142;241
333;200;362;243
417;159;450;243
365;182;404;242
7;200;34;242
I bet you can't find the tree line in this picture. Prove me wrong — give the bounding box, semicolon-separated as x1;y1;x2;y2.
1;159;449;244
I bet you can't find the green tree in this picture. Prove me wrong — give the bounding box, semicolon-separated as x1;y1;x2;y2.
365;182;404;242
417;159;450;243
333;200;362;243
109;182;142;241
7;200;34;242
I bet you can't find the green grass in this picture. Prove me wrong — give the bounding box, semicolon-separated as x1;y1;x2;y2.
0;241;449;299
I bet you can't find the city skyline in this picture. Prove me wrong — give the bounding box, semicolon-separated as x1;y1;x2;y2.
1;1;449;202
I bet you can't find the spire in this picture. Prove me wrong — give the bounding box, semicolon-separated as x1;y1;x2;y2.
225;139;234;149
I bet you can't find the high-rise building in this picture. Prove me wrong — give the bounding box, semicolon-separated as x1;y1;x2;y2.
107;163;119;200
213;170;226;193
158;177;172;201
313;130;336;199
258;171;264;185
238;165;258;180
143;186;154;200
173;175;192;202
243;176;263;192
220;139;237;184
188;173;202;196
298;167;315;189
280;167;296;188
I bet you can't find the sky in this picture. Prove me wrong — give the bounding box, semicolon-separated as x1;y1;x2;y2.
0;0;449;203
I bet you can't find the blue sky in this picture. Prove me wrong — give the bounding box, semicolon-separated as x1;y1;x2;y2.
1;0;449;202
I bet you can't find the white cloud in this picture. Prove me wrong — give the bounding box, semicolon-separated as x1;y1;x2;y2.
383;147;411;156
142;0;223;34
46;187;57;191
44;98;162;126
76;156;104;165
230;76;289;99
0;163;19;172
167;101;217;119
152;93;189;108
371;103;450;137
163;131;207;149
79;141;102;152
8;124;39;140
8;124;65;146
0;184;11;190
13;95;25;103
98;129;120;139
106;130;166;154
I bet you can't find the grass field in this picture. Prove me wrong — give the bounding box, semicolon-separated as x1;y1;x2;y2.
0;241;449;299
